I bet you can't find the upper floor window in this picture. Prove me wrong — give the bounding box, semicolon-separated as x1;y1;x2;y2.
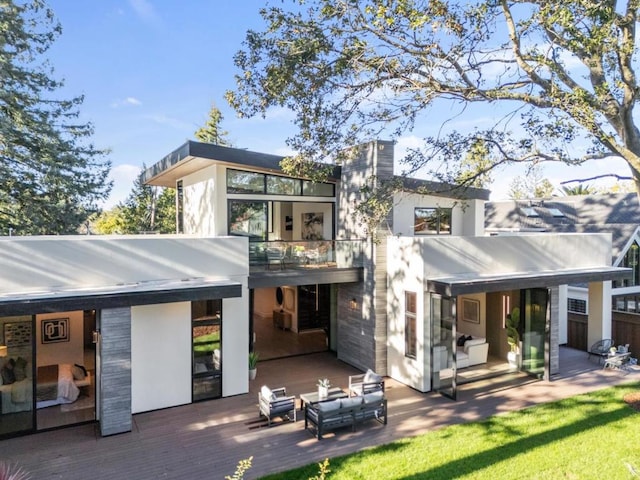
614;242;640;288
227;170;265;194
226;169;334;197
414;207;452;235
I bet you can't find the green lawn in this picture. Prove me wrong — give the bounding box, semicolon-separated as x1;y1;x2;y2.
261;382;640;480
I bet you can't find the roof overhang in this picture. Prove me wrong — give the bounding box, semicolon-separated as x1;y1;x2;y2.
0;277;242;316
142;141;341;188
427;266;632;297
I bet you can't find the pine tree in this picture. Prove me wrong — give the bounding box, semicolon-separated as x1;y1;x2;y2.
195;103;232;146
0;0;111;235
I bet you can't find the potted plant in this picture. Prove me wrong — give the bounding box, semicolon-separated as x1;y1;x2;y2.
506;307;520;368
249;351;259;380
317;378;330;399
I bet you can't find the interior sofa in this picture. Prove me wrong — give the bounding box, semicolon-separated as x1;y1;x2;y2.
433;334;489;371
456;333;489;368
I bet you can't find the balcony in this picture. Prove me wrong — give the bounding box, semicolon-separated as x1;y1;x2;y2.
248;240;366;272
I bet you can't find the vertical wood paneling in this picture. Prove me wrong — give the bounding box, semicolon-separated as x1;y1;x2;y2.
336;140;394;375
99;307;132;436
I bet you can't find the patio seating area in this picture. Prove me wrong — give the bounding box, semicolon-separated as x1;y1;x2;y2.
1;347;638;480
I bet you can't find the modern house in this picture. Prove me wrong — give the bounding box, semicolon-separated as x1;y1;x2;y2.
486;194;640;352
0;140;630;439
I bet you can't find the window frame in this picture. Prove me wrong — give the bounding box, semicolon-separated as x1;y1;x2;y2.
405;291;417;359
414;207;453;235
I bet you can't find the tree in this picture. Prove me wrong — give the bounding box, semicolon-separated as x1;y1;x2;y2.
454;139;494;189
91;171;175;234
508;164;555;199
195;103;232;146
559;184;597;196
0;0;111;235
226;1;640;201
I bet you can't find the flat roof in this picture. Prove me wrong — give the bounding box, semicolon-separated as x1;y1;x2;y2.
427;266;632;296
0;277;242;316
142;141;341;187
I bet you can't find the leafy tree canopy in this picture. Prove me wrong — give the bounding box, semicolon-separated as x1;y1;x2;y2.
508;164;555;199
0;0;111;235
226;0;640;197
91;170;175;235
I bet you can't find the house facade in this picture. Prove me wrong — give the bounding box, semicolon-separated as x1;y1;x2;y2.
486;194;640;351
0;141;630;439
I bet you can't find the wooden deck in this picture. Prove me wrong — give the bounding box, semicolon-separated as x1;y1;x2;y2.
1;347;638;480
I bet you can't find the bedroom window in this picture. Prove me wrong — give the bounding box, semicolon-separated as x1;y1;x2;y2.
414;207;452;235
405;291;417;359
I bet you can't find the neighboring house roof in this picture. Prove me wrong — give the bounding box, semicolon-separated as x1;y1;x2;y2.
485;193;640;261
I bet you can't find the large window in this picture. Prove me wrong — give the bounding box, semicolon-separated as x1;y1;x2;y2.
226;169;334;197
228;200;268;241
414;207;452;235
405;291;417;359
614;242;640;288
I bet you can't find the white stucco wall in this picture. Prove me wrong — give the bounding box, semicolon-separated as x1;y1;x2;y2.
392;192;484;237
387;233;615;393
131;302;192;413
182;164;222;236
387;239;428;392
0;235;248;294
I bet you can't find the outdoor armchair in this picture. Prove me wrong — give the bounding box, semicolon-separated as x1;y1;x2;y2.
258;385;296;426
588;339;615;364
348;369;385;397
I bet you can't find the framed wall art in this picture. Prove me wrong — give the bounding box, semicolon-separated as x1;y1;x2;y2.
41;318;70;344
461;298;480;324
3;321;32;347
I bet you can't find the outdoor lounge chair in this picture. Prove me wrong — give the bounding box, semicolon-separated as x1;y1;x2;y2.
348;369;385;397
258;385;296;426
588;339;615;363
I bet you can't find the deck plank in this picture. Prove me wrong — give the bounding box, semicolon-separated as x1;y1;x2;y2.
1;348;637;480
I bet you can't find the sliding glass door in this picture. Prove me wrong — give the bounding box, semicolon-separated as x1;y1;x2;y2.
192;300;222;402
521;289;549;379
431;295;456;400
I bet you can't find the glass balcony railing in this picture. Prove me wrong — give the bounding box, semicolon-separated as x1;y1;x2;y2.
248;239;366;271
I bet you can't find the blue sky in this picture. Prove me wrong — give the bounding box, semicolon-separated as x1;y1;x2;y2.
45;0;633;208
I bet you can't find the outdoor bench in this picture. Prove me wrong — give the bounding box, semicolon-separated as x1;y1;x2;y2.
304;391;387;439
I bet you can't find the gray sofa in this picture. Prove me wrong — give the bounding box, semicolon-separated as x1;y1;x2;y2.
304;391;387;439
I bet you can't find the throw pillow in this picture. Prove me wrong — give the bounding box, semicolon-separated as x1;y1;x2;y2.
363;369;382;384
1;365;15;385
260;385;272;401
74;364;88;377
457;335;467;347
13;357;27;381
72;365;86;381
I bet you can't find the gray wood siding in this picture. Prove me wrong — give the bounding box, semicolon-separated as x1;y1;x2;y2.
336;141;394;375
99;307;132;436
